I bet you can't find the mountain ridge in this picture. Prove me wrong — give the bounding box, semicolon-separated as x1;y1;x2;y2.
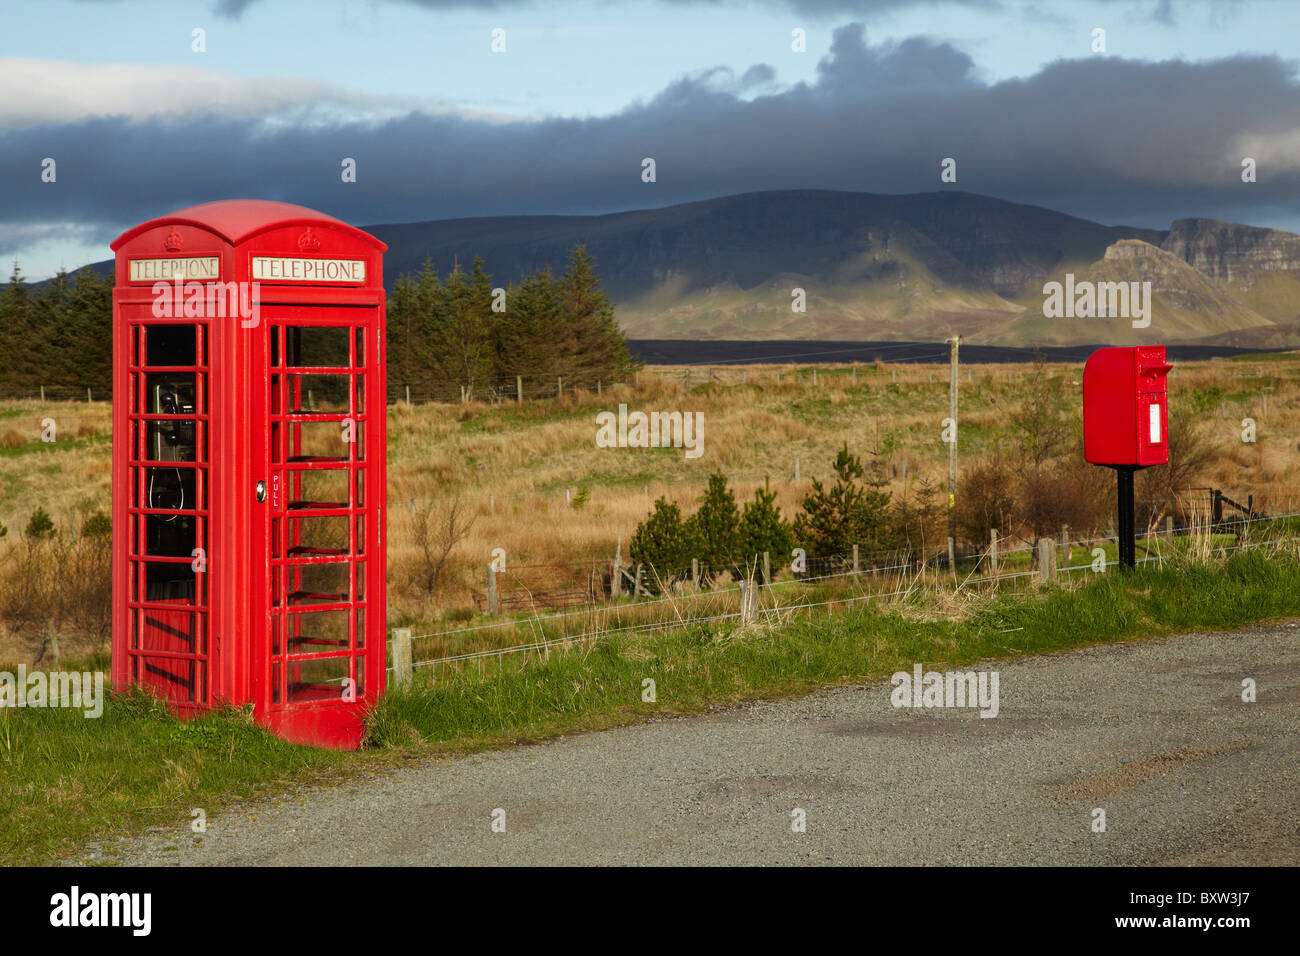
30;190;1300;346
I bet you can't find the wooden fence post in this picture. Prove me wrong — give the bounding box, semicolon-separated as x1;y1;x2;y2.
516;375;523;403
611;534;623;597
763;551;771;587
487;565;499;614
691;557;699;590
989;529;999;579
852;544;860;577
634;563;644;598
391;628;412;688
1037;538;1056;585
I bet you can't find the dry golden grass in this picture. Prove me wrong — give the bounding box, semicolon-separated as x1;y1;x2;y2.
4;353;1300;660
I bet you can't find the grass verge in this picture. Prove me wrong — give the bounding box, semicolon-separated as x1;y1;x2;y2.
368;548;1300;746
3;547;1298;865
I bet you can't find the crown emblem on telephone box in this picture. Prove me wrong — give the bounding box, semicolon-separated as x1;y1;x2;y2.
297;228;321;252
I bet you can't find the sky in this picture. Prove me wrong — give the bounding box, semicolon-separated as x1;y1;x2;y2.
3;0;1299;279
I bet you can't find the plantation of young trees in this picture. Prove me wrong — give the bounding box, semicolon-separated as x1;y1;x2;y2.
629;449;948;593
386;245;639;401
0;264;113;397
0;243;638;402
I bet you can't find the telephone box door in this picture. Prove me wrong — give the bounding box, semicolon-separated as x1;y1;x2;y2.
261;306;384;745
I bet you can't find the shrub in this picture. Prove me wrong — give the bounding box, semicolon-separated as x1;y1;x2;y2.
736;481;795;581
24;508;55;541
793;445;895;556
629;498;697;591
688;472;739;574
81;511;112;539
956;459;1016;546
893;476;946;558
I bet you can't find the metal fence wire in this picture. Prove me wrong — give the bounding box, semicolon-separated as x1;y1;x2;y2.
388;511;1300;680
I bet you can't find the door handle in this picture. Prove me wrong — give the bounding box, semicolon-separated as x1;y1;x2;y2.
256;480;267;503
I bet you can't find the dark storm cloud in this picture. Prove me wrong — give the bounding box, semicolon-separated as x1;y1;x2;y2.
3;21;1299;256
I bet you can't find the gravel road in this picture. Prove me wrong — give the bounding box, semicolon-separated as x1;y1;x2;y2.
82;623;1300;866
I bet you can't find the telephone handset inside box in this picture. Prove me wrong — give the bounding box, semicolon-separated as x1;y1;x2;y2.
144;346;199;599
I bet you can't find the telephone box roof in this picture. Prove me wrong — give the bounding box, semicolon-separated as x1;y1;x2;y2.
111;199;387;251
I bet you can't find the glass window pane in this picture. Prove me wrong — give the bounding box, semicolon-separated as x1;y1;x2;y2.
286;326;349;367
145;325;196;367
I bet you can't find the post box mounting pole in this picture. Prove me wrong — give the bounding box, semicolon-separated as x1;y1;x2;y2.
1115;466;1136;569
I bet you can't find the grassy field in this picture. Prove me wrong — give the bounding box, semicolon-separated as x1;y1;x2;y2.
3;543;1298;865
3;354;1300;665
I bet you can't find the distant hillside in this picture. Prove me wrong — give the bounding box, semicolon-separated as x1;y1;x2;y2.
37;190;1300;347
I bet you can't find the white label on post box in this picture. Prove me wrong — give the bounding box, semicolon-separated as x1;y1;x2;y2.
1149;403;1160;444
251;257;366;283
129;257;219;281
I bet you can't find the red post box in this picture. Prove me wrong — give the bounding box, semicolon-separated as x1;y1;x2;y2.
1083;345;1172;468
1082;345;1172;568
109;200;388;749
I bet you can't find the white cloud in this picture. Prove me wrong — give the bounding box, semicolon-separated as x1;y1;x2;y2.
0;58;532;128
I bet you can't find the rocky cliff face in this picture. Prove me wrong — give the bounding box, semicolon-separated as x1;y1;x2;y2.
1162;218;1300;285
1096;239;1269;327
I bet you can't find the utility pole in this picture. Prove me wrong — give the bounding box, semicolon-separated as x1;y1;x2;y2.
947;335;960;574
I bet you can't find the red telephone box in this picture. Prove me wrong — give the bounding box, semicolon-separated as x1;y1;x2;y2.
1082;345;1172;568
109;200;388;748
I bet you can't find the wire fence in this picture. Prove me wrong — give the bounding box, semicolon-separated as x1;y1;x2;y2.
390;511;1300;681
396;490;1300;617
